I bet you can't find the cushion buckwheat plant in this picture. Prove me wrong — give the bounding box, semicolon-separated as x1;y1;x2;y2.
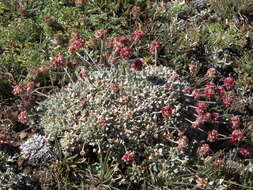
35;64;192;187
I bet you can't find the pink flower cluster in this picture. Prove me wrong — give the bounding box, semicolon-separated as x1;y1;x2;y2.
51;55;65;66
224;77;234;90
196;177;208;189
197;144;210;156
68;32;85;53
133;29;145;41
161;106;173;118
204;86;215;99
120;47;132;59
12;84;25;95
195;101;208;115
149;40;163;55
122;151;135;164
18;111;28;124
239;147;251;157
230;116;240;129
131;59;143;71
230;129;244;144
207;130;219;142
113;36;129;52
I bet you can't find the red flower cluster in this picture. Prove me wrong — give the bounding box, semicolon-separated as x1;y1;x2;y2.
12;84;25;95
218;86;225;97
131;59;143;71
149;40;162;55
68;59;77;69
211;112;220;122
100;118;109;126
204;86;215;99
161;106;173;118
115;36;129;44
188;64;198;73
183;87;191;93
222;95;233;107
230;116;240;129
212;157;223;167
122;151;135;164
207;82;215;88
239;147;250;157
230;129;244;144
112;36;132;60
192;89;201;99
51;55;65;66
133;29;145;41
197;144;210;156
18;111;28;124
207;130;219;142
68;32;85;53
120;47;132;59
195;101;208;115
196;177;208;189
224;77;234;90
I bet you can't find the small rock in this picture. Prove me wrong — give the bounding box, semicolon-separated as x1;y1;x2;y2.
20;134;54;165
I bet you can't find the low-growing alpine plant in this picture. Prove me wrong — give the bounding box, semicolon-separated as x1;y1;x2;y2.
37;64;188;156
1;0;253;189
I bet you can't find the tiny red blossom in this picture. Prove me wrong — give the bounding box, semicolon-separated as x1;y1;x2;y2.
197;144;210;156
195;101;208;115
113;41;125;52
224;77;234;90
161;106;173;118
12;84;25;95
218;86;226;97
239;147;250;157
188;64;198;73
211;112;220;122
230;116;240;129
115;36;129;44
149;40;162;55
18;111;28;124
204;87;215;99
223;95;233;107
122;151;135;164
119;96;129;104
68;32;85;53
207;82;216;88
68;59;77;69
120;47;132;59
133;29;145;41
100;119;108;126
196;177;208;189
169;73;179;80
183;87;191;94
212;157;223;167
51;55;65;66
131;59;143;71
79;67;89;78
192;89;201;99
230;129;244;144
207;130;219;142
